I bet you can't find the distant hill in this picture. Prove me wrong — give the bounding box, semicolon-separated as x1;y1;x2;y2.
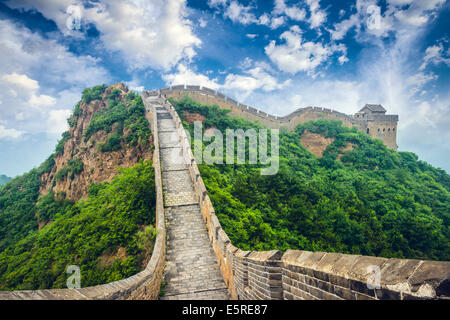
0;175;11;186
172;95;450;261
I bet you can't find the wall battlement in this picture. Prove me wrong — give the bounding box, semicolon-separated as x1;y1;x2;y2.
160;93;449;300
154;85;399;150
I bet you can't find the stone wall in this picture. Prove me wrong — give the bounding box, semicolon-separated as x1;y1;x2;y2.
0;94;166;300
162;93;450;300
159;85;398;150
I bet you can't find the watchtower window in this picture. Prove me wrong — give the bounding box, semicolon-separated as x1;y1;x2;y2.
383;128;385;132
378;128;380;132
393;128;395;131
366;128;370;134
388;128;391;132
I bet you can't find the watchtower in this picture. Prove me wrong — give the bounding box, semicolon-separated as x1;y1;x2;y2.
354;104;398;149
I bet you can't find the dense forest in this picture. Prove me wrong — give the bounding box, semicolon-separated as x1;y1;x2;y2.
0;85;156;290
171;96;450;261
0;175;11;186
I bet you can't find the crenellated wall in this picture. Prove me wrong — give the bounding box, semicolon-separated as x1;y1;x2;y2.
155;85;399;150
0;94;166;300
160;92;449;300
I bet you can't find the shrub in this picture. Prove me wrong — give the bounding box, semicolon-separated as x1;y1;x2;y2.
81;84;107;104
54;159;84;182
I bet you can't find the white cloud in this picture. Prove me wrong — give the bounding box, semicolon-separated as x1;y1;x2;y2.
199;18;207;28
265;26;337;75
329;0;445;41
2;72;38;91
224;1;257;25
306;0;327;28
47;109;72;134
329;13;360;40
258;13;271;25
163;59;291;100
5;0;201;70
406;72;438;95
208;0;228;7
274;0;306;21
162;64;220;90
223;65;291;99
125;79;145;93
0;19;110;138
0;125;25;139
246;34;258;39
419;43;450;71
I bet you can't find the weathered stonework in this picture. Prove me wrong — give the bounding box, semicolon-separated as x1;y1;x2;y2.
159;86;399;150
0;90;447;300
157;90;449;300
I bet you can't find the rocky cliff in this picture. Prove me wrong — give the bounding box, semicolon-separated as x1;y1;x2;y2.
39;83;152;201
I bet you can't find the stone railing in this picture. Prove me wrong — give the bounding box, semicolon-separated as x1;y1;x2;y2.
162;94;450;300
0;95;166;300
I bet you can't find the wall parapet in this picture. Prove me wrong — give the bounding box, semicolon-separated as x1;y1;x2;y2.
159;85;398;125
160;91;449;300
0;94;166;300
160;85;399;149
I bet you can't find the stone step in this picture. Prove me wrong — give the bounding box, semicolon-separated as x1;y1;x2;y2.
157;104;229;300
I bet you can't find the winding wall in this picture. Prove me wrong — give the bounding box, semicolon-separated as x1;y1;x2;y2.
155;91;450;300
154;85;398;150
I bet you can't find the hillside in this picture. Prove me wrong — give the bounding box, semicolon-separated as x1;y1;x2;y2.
0;84;156;290
172;96;450;261
0;175;11;186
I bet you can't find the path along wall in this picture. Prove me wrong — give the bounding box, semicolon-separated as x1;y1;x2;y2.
0;94;166;300
159;85;398;150
161;93;450;300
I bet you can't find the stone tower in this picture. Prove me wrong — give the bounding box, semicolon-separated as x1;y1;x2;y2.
354;104;399;149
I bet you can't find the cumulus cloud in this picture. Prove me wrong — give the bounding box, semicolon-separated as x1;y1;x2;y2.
265;26;341;75
224;1;257;24
329;0;445;41
0;19;110;138
0;125;25;140
306;0;327;28
162;59;291;100
162;64;220;90
273;0;306;21
223;65;291;99
5;0;201;70
47;109;72;135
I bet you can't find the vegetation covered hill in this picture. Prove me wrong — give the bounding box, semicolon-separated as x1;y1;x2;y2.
0;84;156;290
172;96;450;261
0;175;11;186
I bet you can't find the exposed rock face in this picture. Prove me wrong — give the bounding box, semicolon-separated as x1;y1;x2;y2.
183;111;205;124
300;130;335;158
337;142;355;161
39;83;152;201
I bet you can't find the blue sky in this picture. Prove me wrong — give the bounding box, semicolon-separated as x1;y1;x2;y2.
0;0;449;176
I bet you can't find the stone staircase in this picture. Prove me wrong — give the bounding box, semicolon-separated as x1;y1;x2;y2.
153;103;229;300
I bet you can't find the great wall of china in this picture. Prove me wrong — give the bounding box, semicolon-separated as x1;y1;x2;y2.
0;89;448;300
160;85;399;150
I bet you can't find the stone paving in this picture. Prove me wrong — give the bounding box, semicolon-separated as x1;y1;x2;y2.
154;103;229;300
